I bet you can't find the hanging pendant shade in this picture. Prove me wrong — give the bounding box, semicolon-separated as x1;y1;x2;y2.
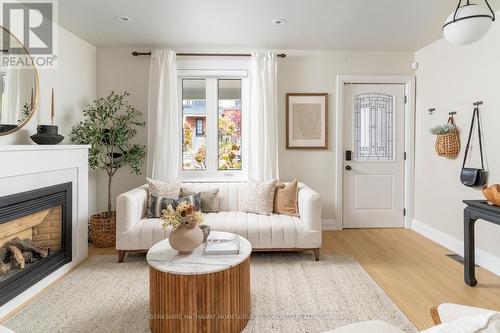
443;0;495;45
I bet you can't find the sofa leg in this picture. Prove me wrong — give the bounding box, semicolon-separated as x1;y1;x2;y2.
118;250;126;263
313;248;320;261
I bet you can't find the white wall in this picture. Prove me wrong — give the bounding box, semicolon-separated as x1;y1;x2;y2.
278;50;413;221
414;16;500;266
95;48;414;220
96;48;149;213
0;26;97;215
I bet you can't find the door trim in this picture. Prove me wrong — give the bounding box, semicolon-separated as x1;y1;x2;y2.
336;75;415;229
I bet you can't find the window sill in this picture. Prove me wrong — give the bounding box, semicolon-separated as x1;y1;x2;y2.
182;176;248;183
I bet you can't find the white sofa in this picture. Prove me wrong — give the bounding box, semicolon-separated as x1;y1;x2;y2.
324;303;500;333
116;182;322;262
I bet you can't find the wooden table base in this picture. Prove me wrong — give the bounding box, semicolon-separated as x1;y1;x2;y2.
150;257;251;333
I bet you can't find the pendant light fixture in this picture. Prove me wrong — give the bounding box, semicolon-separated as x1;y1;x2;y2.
443;0;495;45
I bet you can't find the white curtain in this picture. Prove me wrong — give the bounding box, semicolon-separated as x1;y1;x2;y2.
248;51;279;181
147;49;180;181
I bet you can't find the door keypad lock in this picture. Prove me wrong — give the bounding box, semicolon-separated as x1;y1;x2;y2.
345;150;352;161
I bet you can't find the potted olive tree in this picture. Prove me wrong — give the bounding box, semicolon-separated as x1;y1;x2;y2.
70;91;146;247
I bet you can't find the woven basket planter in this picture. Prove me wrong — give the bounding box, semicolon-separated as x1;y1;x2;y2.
89;212;116;248
435;128;460;158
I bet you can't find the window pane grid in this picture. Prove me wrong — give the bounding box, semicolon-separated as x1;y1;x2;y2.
218;79;242;170
354;93;394;161
182;79;207;170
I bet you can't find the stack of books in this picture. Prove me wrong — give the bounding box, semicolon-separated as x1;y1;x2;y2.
204;234;240;255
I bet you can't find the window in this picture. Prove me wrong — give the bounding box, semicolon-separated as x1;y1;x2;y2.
218;80;242;170
195;118;204;136
180;74;247;179
182;79;206;170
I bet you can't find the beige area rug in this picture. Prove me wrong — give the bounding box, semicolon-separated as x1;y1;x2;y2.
4;253;416;333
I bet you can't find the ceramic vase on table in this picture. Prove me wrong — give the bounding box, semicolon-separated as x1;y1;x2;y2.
168;225;203;255
482;184;500;207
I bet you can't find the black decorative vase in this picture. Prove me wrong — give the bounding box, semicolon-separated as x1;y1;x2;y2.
30;125;64;145
0;124;18;133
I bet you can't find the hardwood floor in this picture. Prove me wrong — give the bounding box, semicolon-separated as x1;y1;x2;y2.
8;229;499;331
322;229;500;330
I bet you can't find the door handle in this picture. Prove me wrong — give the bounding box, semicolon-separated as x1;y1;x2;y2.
345;165;352;171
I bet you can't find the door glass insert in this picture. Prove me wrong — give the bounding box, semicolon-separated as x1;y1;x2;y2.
353;93;394;161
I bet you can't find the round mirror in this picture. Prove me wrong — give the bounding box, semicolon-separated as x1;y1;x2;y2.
0;26;39;135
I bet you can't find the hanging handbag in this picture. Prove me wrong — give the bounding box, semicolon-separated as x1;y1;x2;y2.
460;103;486;187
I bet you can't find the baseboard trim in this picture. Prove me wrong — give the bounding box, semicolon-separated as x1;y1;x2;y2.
322;219;340;230
411;218;500;277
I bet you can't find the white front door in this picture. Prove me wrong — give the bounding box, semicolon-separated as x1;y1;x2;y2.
343;84;405;228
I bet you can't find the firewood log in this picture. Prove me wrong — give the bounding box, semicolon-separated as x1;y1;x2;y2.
0;248;12;273
0;247;12;262
9;237;48;258
22;251;32;264
7;245;24;269
0;260;11;273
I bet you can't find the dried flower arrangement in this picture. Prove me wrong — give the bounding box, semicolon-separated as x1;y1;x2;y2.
161;202;203;231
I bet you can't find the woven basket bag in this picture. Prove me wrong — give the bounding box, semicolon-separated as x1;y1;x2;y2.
435;116;460;158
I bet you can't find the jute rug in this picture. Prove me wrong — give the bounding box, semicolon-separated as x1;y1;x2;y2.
4;253;416;333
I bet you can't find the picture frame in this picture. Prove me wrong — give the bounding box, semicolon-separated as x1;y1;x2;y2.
286;93;328;149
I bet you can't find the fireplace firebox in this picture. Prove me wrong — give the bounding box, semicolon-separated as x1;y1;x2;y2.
0;183;72;305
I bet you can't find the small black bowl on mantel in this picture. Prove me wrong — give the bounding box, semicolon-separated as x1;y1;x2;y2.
30;125;64;145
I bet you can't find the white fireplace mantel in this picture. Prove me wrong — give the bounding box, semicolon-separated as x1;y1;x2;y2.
0;145;90;319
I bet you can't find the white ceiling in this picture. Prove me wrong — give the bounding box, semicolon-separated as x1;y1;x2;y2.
58;0;493;52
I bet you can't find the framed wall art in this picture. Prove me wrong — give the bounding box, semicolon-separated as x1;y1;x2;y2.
286;93;328;149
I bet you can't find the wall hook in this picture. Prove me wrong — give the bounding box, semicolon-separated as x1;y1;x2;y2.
428;108;436;115
449;111;457;116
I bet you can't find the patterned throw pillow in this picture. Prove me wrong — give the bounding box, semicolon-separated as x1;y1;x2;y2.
148;193;201;218
274;179;299;216
180;188;219;213
146;178;182;217
241;180;277;215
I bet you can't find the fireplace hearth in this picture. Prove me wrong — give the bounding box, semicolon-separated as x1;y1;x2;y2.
0;183;72;305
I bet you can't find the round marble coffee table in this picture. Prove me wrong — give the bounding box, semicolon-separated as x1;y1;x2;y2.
147;231;252;333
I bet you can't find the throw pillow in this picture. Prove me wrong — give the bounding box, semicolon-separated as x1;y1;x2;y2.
420;312;500;333
241;180;277;215
148;193;201;218
274;179;299;216
146;178;181;217
180;188;219;213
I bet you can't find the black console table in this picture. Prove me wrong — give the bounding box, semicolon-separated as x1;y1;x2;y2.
463;200;500;287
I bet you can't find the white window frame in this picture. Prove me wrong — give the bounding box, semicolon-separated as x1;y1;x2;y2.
177;59;249;182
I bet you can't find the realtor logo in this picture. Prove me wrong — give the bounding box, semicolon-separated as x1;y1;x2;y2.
2;1;53;54
0;0;57;68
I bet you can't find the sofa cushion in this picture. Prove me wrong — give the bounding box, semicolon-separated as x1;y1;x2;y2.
274;180;299;216
117;211;320;250
203;211;315;248
148;193;201;218
146;178;181;217
181;188;219;213
241;180;276;215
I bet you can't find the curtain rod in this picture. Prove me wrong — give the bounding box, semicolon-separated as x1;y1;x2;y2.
131;51;286;58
